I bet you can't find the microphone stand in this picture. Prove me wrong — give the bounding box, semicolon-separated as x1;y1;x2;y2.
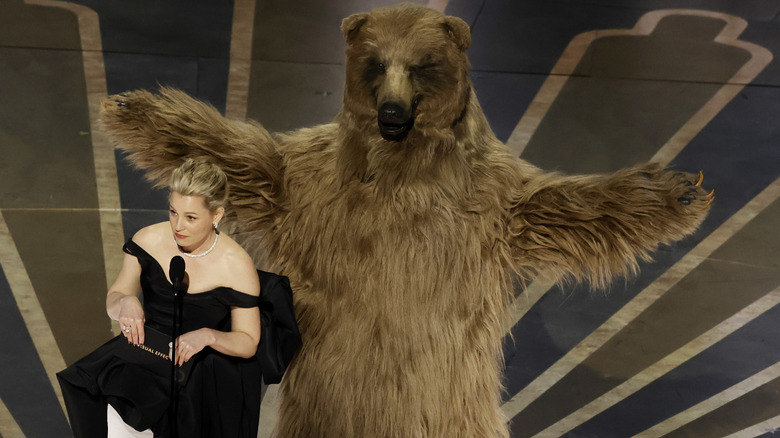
169;256;186;438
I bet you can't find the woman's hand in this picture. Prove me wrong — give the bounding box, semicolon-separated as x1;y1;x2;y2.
117;295;145;345
172;328;216;366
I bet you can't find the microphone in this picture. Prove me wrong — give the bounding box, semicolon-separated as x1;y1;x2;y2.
169;256;186;293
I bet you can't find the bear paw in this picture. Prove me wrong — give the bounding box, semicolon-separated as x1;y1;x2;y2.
674;171;715;209
100;90;148;115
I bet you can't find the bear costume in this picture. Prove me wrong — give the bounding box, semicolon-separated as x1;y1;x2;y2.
99;4;713;437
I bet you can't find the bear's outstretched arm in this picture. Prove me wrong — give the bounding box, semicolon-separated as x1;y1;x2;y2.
505;163;713;289
99;87;286;231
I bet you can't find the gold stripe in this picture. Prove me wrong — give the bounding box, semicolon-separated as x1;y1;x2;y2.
503;278;555;332
722;412;780;438
506;9;772;158
0;395;25;438
258;385;280;438
634;361;780;437
25;0;125;335
502;176;780;419
225;0;256;120
0;212;68;414
533;288;780;436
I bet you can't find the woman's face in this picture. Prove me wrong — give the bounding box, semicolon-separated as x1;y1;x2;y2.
169;191;223;250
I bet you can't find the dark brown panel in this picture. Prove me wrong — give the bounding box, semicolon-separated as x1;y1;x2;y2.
4;210;112;365
0;0;81;50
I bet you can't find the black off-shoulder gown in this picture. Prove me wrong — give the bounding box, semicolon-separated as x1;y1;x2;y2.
57;240;294;437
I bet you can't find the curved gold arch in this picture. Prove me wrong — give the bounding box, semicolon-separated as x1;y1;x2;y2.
24;0;124;312
506;9;773;161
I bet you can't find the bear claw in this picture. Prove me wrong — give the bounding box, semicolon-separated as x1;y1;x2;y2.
703;189;715;208
695;171;704;186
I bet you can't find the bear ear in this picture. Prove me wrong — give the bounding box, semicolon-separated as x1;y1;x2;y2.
342;12;369;44
442;16;471;51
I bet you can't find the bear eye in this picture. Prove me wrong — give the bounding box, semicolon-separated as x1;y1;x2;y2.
362;58;386;84
365;57;386;76
409;62;439;77
411;53;440;72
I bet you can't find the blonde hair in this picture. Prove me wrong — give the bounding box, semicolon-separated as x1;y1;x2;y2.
169;158;229;212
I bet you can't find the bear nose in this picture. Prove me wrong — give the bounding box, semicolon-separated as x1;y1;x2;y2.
378;102;410;124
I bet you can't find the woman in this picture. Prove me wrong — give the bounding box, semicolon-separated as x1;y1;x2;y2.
58;158;268;437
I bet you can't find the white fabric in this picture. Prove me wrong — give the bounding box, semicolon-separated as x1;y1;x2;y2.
107;404;153;437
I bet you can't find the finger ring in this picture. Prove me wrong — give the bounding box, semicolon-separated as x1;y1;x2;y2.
123;326;131;332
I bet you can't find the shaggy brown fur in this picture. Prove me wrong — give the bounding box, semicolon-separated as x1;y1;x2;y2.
99;4;712;437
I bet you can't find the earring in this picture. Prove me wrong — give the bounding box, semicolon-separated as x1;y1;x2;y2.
213;222;219;230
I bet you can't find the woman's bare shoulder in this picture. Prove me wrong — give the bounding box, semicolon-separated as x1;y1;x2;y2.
131;222;169;250
219;235;260;295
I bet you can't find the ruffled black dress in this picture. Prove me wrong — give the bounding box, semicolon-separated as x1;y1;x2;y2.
57;240;300;437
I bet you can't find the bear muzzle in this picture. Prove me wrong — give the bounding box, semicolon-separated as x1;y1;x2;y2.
377;100;418;142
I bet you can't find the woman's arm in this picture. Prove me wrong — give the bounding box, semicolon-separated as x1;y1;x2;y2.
174;307;261;365
106;252;145;344
174;254;261;364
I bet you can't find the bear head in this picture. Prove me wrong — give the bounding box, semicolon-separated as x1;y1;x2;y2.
340;3;472;145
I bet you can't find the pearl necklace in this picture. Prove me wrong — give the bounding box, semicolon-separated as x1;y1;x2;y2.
176;232;219;258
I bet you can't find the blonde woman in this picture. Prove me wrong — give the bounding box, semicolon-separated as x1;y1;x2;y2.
58;159;271;437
